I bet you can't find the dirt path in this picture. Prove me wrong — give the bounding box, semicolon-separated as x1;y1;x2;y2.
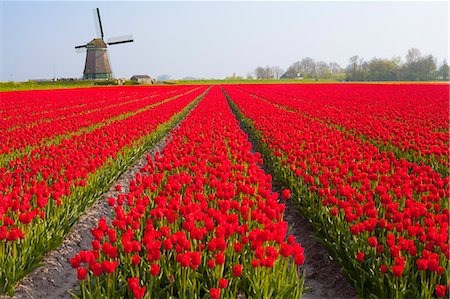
283;201;356;298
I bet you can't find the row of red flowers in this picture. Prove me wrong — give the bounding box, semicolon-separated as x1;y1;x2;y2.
223;84;449;299
0;86;208;295
71;86;305;298
234;83;449;174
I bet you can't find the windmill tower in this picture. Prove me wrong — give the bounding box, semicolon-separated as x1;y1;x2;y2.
75;8;134;80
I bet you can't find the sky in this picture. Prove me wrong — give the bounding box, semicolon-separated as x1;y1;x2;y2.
0;1;448;81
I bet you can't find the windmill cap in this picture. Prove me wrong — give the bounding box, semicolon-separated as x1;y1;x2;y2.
87;38;107;48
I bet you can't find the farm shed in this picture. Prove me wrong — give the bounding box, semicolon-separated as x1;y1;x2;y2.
130;75;156;84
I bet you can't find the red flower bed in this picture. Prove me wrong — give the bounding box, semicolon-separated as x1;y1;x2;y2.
233;83;449;174
224;84;449;298
0;86;207;295
72;86;304;298
0;86;197;155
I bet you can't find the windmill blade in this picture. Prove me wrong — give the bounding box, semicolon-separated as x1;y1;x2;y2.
75;44;87;53
107;34;134;45
94;8;104;38
76;47;87;54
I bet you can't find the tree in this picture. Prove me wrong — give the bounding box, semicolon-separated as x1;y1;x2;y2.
438;60;449;81
300;57;316;78
254;66;266;79
346;55;365;81
405;48;422;65
271;66;284;79
329;62;342;74
418;55;437;81
366;58;399;81
315;61;331;79
254;66;275;79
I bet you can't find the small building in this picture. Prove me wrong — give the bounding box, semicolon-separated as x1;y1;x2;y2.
130;75;156;85
116;78;126;86
280;72;304;80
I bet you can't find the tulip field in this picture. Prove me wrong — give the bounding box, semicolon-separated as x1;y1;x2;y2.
0;83;449;298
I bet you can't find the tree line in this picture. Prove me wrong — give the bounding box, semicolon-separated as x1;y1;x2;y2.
252;48;449;81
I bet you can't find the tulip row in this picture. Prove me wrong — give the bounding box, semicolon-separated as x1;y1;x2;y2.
1;86;182;128
71;86;305;298
223;85;449;299
233;84;449;175
0;86;195;155
0;86;208;295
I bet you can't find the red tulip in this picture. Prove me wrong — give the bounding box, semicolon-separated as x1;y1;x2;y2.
232;264;243;277
77;267;87;280
436;285;447;297
210;288;220;299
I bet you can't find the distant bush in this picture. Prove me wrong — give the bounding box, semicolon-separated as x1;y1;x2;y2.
93;80;118;86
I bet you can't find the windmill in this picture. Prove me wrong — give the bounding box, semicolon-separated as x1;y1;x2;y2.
75;8;134;80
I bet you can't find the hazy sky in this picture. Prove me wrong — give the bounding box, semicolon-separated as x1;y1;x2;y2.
0;1;448;81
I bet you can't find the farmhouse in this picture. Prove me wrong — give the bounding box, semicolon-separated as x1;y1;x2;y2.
280;71;304;80
130;75;156;85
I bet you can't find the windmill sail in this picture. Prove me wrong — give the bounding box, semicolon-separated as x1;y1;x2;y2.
107;35;134;45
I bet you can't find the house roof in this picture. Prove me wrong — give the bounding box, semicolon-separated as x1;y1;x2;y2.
131;75;151;79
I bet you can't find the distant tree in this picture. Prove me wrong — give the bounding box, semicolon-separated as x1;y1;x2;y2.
315;61;331;79
254;66;275;79
402;48;423;80
401;49;437;81
265;66;275;79
438;60;449;81
300;57;316;78
252;47;440;82
419;55;437;81
271;66;284;79
254;66;266;79
366;58;399;81
346;55;365;81
329;62;342;74
405;48;422;65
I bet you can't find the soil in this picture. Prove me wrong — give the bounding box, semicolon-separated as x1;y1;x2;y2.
10;97;356;299
283;200;356;299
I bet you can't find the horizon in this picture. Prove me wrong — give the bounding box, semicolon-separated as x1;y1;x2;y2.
1;1;449;81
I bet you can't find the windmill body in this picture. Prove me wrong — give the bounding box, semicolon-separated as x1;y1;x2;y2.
83;38;112;79
76;8;133;80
